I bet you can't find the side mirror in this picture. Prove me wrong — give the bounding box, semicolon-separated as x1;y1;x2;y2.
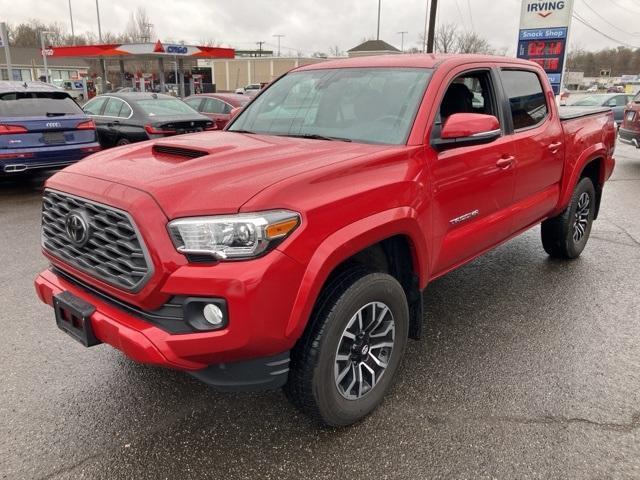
433;113;501;150
607;100;617;107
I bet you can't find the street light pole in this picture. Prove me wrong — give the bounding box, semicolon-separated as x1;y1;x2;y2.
95;0;103;42
398;31;408;53
376;0;382;41
68;0;75;45
40;30;53;84
273;34;285;57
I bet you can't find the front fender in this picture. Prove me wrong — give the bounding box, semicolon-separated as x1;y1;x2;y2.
282;207;428;340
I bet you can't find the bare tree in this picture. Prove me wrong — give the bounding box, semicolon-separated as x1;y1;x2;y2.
124;7;155;42
456;31;493;54
329;45;344;57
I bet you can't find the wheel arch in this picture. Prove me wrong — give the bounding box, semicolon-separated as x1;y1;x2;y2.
283;207;428;343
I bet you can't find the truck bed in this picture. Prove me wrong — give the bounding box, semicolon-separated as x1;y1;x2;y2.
558;106;611;121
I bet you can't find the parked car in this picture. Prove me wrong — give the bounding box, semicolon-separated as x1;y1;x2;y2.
559;89;570;106
586;85;598;93
183;93;250;129
0;81;100;175
35;55;616;427
234;83;262;97
81;92;213;147
569;93;631;127
619;90;640;147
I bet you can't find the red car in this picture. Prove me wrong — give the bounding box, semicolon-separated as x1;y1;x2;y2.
183;93;250;130
35;54;615;426
619;90;640;148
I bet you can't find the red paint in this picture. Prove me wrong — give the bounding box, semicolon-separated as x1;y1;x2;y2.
441;113;500;139
34;54;616;373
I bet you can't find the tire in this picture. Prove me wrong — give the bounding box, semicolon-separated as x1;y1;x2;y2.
541;177;596;259
116;138;131;146
284;268;409;427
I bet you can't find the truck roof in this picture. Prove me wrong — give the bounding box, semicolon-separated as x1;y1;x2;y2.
296;53;538;71
0;80;65;94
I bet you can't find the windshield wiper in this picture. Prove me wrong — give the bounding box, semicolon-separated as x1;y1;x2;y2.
282;133;352;142
230;129;256;134
46;112;67;117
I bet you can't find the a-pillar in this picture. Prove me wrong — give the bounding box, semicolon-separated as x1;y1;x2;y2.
158;57;165;93
119;59;125;88
178;58;185;97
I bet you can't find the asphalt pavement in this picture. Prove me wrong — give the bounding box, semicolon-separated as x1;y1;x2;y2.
1;142;639;479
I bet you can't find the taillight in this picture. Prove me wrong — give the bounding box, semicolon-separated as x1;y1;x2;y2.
0;124;28;135
76;119;96;130
145;124;176;135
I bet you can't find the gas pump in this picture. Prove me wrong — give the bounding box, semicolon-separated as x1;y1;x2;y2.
190;74;204;95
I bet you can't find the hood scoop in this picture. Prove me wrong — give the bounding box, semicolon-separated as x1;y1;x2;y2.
152;144;209;160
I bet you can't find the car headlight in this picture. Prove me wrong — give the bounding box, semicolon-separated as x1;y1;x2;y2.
168;210;300;260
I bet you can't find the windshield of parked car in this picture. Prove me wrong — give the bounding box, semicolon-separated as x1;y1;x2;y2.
0;92;83;117
136;98;200;117
571;95;606;106
228;67;433;145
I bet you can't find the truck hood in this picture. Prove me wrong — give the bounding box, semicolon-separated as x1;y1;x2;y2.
62;131;391;218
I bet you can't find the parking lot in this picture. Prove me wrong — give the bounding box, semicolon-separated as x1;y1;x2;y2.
0;141;638;479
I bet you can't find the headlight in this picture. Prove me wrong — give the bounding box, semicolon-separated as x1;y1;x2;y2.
168;210;300;260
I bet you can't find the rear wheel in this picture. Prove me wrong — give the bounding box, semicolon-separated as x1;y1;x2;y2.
116;138;131;146
285;268;409;427
541;177;596;259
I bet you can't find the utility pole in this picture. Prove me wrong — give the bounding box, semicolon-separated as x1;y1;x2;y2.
422;2;429;53
68;0;75;45
426;0;438;53
377;0;382;40
273;34;285;57
256;41;265;57
398;31;408;53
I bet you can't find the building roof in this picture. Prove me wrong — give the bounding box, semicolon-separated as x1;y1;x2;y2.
348;40;400;53
0;47;90;67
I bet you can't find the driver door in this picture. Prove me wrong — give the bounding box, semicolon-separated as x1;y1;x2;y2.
429;67;517;276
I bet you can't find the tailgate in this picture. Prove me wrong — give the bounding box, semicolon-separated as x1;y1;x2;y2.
0;115;96;149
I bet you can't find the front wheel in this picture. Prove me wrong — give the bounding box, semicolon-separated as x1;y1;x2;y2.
285;269;409;427
541;177;596;259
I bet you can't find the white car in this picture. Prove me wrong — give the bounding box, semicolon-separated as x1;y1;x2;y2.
234;84;262;97
586;85;598;93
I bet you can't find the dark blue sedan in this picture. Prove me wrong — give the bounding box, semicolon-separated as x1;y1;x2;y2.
0;81;101;176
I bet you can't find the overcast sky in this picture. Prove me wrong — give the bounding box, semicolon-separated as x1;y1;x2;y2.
3;0;640;54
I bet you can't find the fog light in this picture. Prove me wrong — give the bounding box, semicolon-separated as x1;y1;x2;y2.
203;303;224;326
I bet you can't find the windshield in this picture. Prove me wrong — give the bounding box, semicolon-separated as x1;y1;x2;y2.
228;67;432;145
571;95;605;106
0;92;83;117
136;98;199;117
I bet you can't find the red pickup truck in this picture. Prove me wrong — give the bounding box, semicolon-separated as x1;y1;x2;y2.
35;54;616;427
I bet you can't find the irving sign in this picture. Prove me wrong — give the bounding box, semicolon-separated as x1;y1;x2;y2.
517;0;575;94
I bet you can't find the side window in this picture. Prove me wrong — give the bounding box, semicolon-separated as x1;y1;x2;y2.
102;98;123;117
614;95;628;107
184;98;203;111
119;102;132;118
501;70;548;130
203;98;226;114
221;102;232;114
438;70;498;125
83;97;107;115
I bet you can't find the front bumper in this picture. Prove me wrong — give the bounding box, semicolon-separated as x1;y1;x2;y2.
35;247;305;390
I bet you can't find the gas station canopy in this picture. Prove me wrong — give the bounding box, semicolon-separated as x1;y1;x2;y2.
42;41;235;96
43;41;234;60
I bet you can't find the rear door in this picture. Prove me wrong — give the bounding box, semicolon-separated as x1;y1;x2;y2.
499;68;563;232
100;97;127;146
201;98;231;129
0;91;95;151
82;96;109;145
429;66;517;275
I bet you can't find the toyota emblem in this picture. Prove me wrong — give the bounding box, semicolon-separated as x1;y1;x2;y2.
65;210;91;247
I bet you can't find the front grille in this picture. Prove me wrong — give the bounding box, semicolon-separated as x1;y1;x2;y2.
41;189;153;292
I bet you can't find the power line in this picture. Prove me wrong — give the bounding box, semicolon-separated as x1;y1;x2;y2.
466;0;475;31
581;0;640;37
454;0;469;31
572;12;640;49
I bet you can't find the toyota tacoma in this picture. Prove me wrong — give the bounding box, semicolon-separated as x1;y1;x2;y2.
35;55;616;426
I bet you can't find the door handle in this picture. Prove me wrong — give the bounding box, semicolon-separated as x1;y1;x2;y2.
548;141;562;152
496;156;515;169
